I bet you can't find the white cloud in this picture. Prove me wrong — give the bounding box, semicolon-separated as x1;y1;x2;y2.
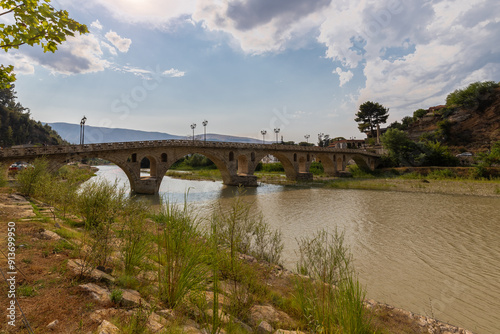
101;42;118;56
314;0;500;117
334;67;354;87
189;0;499;117
0;53;35;75
90;20;103;30
23;34;110;75
163;68;185;77
84;0;197;28
193;0;329;54
105;30;132;53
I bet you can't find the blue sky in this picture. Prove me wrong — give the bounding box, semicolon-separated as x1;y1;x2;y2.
2;0;499;143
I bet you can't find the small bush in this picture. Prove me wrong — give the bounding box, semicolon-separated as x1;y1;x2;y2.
426;169;456;179
15;158;50;196
348;165;375;178
110;289;123;304
309;162;324;175
255;162;285;172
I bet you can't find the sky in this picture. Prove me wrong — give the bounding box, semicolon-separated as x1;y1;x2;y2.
2;0;499;143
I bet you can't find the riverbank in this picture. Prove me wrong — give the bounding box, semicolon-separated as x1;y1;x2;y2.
166;169;500;197
0;185;477;334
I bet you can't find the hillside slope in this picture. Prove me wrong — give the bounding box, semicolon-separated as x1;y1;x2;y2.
406;87;500;152
0;87;66;147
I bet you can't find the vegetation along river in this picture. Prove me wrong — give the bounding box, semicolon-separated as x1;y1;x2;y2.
91;165;500;334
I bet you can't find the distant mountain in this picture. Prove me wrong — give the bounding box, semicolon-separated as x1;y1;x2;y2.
48;122;262;144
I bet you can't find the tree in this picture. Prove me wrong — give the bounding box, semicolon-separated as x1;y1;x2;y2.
413;108;427;119
445;81;499;110
1;0;88;88
355;101;389;142
381;128;418;166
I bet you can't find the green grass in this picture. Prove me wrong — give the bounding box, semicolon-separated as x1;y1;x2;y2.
166;169;222;181
18;284;37;297
55;227;80;240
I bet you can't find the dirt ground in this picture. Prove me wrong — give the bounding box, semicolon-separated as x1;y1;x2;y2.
0;188;100;333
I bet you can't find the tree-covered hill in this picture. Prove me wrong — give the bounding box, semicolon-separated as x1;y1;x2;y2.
388;81;500;153
0;86;66;147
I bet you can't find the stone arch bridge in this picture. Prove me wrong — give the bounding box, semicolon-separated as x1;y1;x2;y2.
0;140;381;194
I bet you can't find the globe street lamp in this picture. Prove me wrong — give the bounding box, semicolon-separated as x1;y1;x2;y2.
202;120;208;142
261;130;267;144
190;123;196;142
304;134;310;143
274;128;280;144
80;116;87;145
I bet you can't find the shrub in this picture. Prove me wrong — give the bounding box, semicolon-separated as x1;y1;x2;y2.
309;161;324;175
255;162;285;172
427;169;456;179
110;289;123;304
15;157;50;196
348;165;375;178
75;180;126;271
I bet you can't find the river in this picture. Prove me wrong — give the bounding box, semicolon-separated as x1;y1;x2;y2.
90;165;500;334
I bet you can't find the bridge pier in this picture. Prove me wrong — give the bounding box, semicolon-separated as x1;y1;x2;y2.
226;174;258;187
132;177;162;195
294;172;313;182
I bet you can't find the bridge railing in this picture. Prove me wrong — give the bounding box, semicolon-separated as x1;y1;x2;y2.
0;139;380;159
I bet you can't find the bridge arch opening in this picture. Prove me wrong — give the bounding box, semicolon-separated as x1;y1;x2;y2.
140;156;157;177
350;155;372;171
268;153;296;180
166;152;232;184
316;153;336;176
161;153;168;162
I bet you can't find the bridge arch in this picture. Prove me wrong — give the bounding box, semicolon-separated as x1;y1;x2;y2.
350;154;375;171
164;150;234;186
264;152;297;180
317;153;336;176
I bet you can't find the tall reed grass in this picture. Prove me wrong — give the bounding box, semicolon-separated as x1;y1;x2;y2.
295;228;373;333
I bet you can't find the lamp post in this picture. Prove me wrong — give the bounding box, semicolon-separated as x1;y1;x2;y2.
190;123;196;142
202;120;208;142
261;130;267;144
274;128;280;144
304;134;310;143
80;116;87;145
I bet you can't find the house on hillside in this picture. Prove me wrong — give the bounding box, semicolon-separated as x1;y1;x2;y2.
328;139;365;149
